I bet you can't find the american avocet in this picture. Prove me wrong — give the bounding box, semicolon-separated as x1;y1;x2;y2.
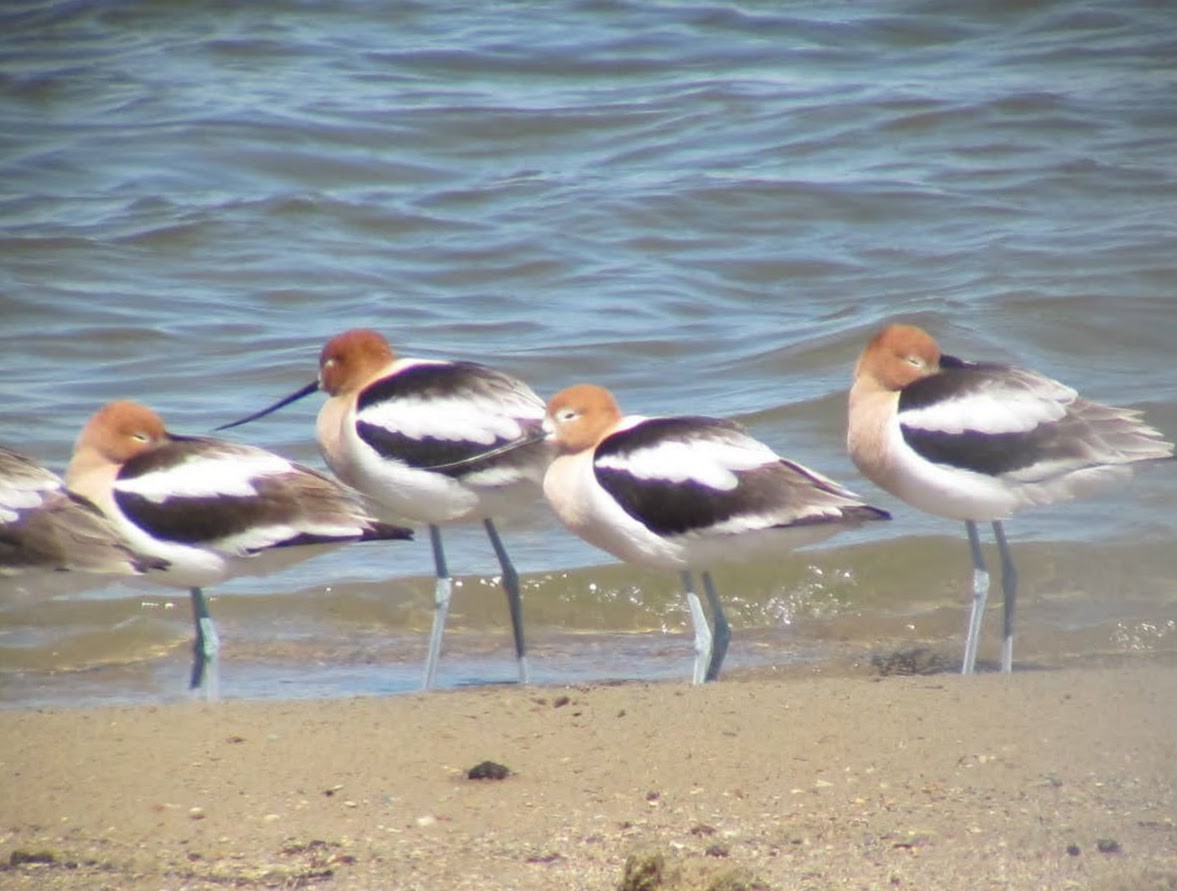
65;400;413;698
1;445;159;582
848;323;1174;674
217;329;551;689
542;384;890;683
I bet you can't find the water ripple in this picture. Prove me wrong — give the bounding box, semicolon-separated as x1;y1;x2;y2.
3;0;1175;704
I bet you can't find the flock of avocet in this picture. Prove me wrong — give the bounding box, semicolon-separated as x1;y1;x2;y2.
2;324;1171;699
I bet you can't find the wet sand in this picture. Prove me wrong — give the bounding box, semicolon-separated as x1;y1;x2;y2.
2;664;1175;890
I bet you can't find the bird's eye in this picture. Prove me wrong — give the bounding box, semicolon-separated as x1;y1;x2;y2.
132;432;150;443
905;355;925;369
557;408;578;423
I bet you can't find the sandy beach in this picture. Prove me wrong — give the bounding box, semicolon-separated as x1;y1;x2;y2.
1;663;1175;891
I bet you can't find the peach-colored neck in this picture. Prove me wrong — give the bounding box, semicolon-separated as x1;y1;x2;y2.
316;396;357;486
65;456;120;515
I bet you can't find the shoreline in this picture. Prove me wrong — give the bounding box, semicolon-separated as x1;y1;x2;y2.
2;665;1175;890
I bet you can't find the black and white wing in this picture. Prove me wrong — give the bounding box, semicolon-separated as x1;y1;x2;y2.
593;417;887;538
353;359;548;484
898;357;1172;483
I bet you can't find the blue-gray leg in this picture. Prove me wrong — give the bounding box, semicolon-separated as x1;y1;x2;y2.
700;571;730;682
422;524;451;690
961;521;989;675
992;521;1017;674
483;518;530;684
680;570;713;685
189;587;220;701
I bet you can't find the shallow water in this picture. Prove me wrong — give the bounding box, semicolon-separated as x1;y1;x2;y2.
2;0;1176;706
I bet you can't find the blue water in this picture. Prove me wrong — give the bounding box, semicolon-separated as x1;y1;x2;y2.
2;0;1176;705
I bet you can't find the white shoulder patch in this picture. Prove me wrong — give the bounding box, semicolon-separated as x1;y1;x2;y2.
0;481;55;520
116;452;294;503
359;396;525;445
901;378;1073;435
597;427;777;491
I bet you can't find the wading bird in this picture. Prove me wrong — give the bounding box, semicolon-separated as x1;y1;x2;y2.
217;329;551;689
542;383;890;683
1;445;160;584
66;400;413;698
848;323;1173;674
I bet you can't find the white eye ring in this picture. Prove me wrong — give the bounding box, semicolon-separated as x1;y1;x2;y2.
905;355;925;369
132;432;151;443
557;408;578;423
